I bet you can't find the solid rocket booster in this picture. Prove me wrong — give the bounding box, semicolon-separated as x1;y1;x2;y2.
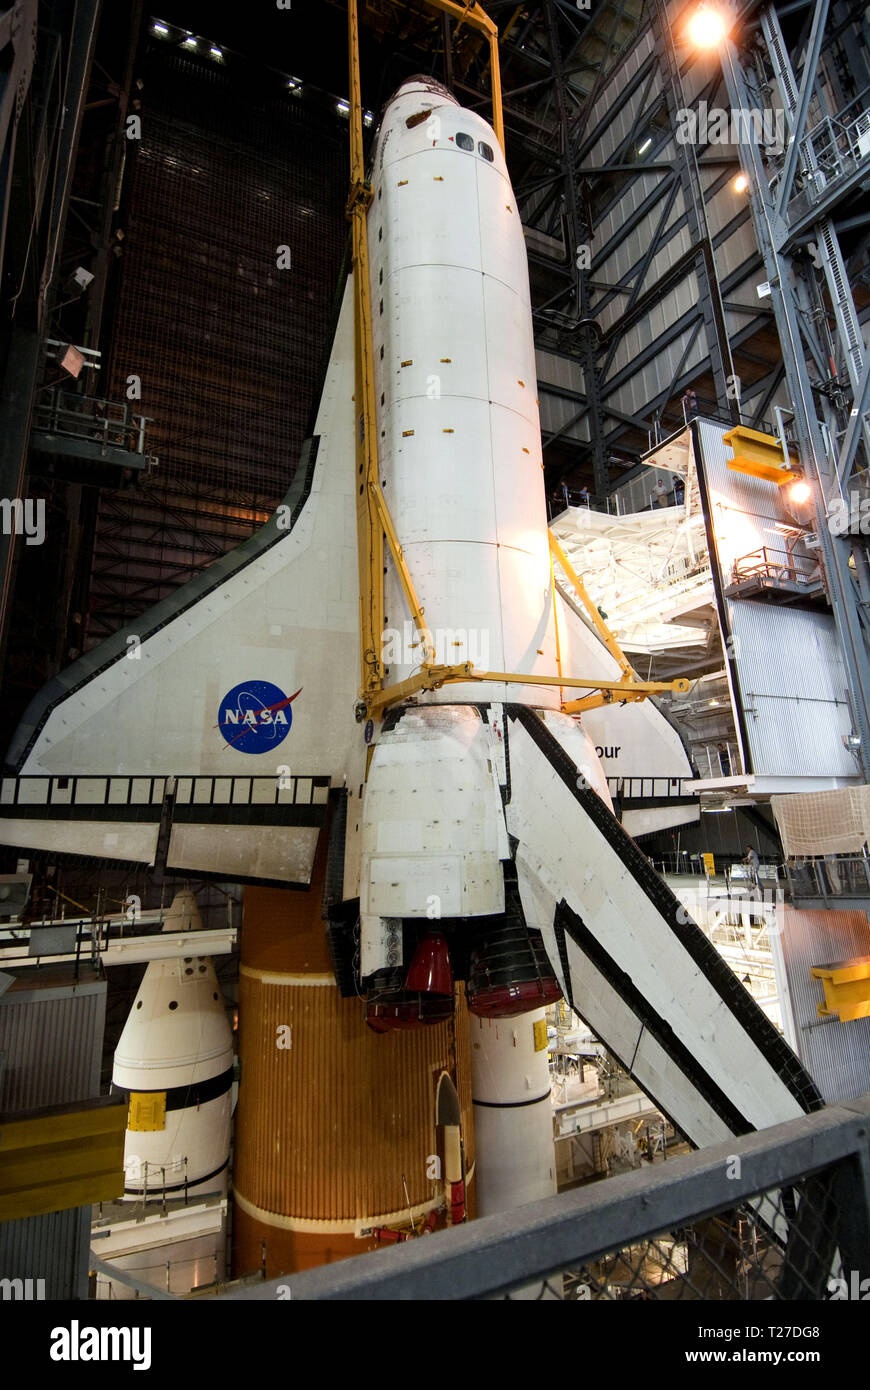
470;1009;555;1216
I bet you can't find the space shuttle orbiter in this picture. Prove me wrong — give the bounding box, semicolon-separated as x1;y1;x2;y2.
1;76;821;1157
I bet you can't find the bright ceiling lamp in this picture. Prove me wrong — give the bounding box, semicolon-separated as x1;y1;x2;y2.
733;172;749;193
687;4;727;48
788;478;812;505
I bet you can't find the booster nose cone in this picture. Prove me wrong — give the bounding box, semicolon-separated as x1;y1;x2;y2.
113;890;233;1200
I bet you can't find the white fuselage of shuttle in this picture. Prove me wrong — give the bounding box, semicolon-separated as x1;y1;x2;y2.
371;79;559;706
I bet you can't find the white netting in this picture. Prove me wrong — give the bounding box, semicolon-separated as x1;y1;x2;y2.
770;786;870;858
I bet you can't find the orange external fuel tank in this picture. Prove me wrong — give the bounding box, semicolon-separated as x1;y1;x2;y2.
232;827;474;1277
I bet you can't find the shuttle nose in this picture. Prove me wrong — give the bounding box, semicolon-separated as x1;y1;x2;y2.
388;74;458;108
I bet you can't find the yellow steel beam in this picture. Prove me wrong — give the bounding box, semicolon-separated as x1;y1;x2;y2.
363;664;474;715
811;957;870;1023
361;664;689;718
348;0;438;698
550;545;563;696
369;481;435;664
471;671;689;696
549;529;691;710
549;530;636;684
346;9;686;725
0;1096;126;1220
348;0;384;696
421;0;504;152
722;425;800;485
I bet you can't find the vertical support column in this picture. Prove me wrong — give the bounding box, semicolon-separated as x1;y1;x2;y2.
719;26;870;776
544;0;608;496
649;0;739;422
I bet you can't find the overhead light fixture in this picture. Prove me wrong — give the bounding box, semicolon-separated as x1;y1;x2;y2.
788;478;812;506
336;99;350;117
209;46;223;60
152;21;169;36
843;732;862;750
637;137;653;155
687;4;727;48
286;77;302;93
733;172;749;193
708;698;720;706
182;35;197;48
364;110;373;127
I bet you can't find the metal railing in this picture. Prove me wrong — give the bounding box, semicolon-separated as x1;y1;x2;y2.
698;741;743;779
224;1096;870;1300
0;774;166;808
547;491;622;520
608;776;686;800
655;854;782;884
785;853;870;904
0;773;330;810
32;386;154;458
776;88;870;209
729;546;821;589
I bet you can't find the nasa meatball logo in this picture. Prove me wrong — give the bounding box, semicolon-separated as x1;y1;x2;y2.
217;680;301;754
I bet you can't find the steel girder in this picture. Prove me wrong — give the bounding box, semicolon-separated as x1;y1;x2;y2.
719;3;870;775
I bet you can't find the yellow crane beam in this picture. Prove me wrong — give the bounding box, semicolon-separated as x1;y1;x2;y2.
418;0;504;151
345;3;689;725
347;0;384;696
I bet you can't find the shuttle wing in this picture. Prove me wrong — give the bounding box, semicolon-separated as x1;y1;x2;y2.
1;282;362;885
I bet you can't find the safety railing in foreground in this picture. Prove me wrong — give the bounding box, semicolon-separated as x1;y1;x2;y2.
224;1097;870;1301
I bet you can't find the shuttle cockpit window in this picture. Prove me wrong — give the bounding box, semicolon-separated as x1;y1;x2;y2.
478;141;494;162
455;132;474;151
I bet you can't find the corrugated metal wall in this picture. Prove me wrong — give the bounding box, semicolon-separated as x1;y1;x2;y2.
729;603;854;779
0;1208;91;1300
775;908;870;1102
0;980;106;1111
695;418;855;782
534;12;794;454
0;979;107;1299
